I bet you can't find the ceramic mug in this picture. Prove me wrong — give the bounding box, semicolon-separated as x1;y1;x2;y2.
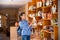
37;2;40;8
38;22;42;25
38;11;42;16
47;13;52;20
38;11;40;16
33;23;37;26
50;0;53;5
32;6;36;10
42;0;46;6
39;1;42;7
46;0;50;6
29;14;31;17
42;13;47;19
51;5;56;13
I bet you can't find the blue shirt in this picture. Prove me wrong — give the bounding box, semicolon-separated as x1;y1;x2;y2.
19;20;32;36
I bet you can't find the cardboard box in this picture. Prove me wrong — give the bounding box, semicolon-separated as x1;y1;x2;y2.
10;27;17;40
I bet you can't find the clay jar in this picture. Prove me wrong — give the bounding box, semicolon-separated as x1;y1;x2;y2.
42;0;46;6
37;1;42;8
46;0;50;6
51;4;56;14
47;13;52;20
42;13;47;19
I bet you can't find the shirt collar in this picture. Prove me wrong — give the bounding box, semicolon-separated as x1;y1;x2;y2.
21;19;26;22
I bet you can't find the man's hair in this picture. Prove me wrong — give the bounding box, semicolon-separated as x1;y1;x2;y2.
19;12;25;21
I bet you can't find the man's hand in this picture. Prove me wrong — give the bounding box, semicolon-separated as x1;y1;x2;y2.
15;22;19;27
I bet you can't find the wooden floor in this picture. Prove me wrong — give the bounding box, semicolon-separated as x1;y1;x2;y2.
18;36;41;40
18;34;42;40
0;33;52;40
0;33;10;40
0;33;41;40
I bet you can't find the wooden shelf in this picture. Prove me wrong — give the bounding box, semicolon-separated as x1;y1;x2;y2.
41;25;58;40
31;0;36;7
36;0;42;2
35;16;42;21
42;20;51;26
28;17;33;22
54;25;58;40
28;10;36;12
42;30;54;34
37;7;42;9
28;0;58;40
42;19;51;20
42;6;51;13
52;12;58;19
36;5;52;11
28;2;32;7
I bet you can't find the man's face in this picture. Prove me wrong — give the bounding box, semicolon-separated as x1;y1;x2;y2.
21;14;26;20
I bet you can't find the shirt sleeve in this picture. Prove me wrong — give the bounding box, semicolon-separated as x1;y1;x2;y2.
29;26;32;31
26;21;32;30
19;21;23;29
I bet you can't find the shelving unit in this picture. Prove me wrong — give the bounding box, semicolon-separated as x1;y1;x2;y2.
28;0;58;40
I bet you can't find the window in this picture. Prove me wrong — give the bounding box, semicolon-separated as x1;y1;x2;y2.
0;15;1;27
0;24;1;27
0;20;1;23
0;16;1;19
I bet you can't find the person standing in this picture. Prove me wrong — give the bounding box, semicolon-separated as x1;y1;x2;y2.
19;12;33;40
